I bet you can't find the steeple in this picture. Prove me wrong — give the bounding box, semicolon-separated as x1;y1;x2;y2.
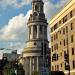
32;0;44;12
28;0;47;25
22;0;49;75
27;0;47;41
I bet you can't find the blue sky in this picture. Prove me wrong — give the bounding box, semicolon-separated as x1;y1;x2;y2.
0;0;70;58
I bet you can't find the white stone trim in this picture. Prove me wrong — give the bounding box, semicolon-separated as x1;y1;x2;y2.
50;16;75;35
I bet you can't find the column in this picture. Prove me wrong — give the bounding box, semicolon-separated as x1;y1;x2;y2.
33;58;35;72
30;57;32;75
31;26;34;39
28;27;29;40
37;56;39;72
37;25;40;38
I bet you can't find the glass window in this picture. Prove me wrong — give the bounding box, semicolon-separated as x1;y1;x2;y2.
54;34;56;40
63;28;65;34
71;35;74;43
57;65;59;71
72;48;74;55
55;65;57;71
60;41;61;45
51;36;53;42
73;60;75;69
70;11;73;18
56;43;58;50
56;33;58;39
54;44;56;50
33;26;37;38
71;23;73;30
64;39;65;46
66;26;68;33
54;23;58;30
35;5;38;11
40;26;42;34
52;46;53;52
52;66;54;71
61;63;62;67
63;15;67;23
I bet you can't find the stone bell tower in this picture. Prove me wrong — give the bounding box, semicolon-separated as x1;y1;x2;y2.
22;0;49;75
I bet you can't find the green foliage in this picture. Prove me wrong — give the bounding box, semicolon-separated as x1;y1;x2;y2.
3;62;14;75
32;71;40;75
3;61;25;75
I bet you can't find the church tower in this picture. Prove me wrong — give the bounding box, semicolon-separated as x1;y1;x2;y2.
22;0;49;75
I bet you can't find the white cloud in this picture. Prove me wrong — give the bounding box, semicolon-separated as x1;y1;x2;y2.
0;10;32;41
0;0;32;8
44;0;70;20
44;0;70;47
0;0;71;50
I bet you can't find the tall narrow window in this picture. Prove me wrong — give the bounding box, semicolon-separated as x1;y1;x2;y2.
55;65;57;71
72;48;74;55
63;15;67;23
51;46;53;52
35;5;38;11
64;39;65;46
51;36;53;42
52;66;54;71
56;43;58;50
66;26;68;33
73;60;75;69
40;26;42;34
54;44;56;50
57;65;59;71
60;41;62;45
54;23;58;30
70;11;73;18
71;23;73;30
56;33;58;39
63;28;65;34
71;35;74;43
66;38;68;46
33;26;37;39
54;34;56;40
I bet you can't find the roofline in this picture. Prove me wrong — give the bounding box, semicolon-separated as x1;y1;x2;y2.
49;0;75;24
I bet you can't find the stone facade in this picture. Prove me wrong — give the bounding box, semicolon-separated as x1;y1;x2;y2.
49;0;75;75
22;0;49;75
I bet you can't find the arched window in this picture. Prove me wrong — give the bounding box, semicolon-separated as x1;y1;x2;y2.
35;5;38;11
